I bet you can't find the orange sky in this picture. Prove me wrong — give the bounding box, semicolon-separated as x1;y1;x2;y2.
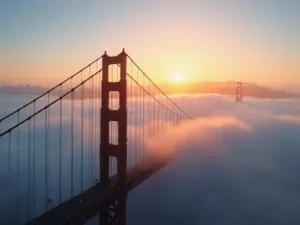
1;1;299;88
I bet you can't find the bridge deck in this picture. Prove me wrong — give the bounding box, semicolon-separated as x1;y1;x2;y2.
27;155;172;225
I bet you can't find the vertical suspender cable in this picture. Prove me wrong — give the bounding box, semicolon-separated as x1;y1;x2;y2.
142;74;145;159
100;62;102;180
91;74;94;183
137;69;140;162
156;88;158;137
28;119;31;221
8;131;11;172
136;68;139;163
45;103;48;212
154;87;156;135
47;93;50;203
17;112;20;221
88;67;92;185
148;80;150;139
140;71;142;162
33;101;36;215
71;79;74;197
81;73;84;191
130;61;133;167
99;66;102;177
59;84;62;203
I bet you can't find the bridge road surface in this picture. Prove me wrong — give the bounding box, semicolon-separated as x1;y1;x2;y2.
26;155;173;225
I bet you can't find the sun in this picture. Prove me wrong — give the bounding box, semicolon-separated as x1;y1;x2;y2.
173;73;184;83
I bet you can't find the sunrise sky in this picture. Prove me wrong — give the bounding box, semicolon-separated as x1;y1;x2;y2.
0;0;299;87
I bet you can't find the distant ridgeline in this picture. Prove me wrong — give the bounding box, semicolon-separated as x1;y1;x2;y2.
160;81;299;99
0;82;298;99
0;84;102;99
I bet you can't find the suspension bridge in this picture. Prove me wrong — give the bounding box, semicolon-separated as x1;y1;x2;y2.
0;49;242;225
0;49;192;225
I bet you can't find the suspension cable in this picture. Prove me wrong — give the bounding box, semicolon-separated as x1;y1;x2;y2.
0;69;103;138
126;54;192;119
0;56;104;124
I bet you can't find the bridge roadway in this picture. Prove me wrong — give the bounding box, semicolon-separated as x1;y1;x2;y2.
26;154;173;225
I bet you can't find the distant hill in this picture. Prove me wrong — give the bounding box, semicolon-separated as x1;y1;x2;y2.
0;84;98;99
160;81;298;99
0;85;46;95
0;82;298;99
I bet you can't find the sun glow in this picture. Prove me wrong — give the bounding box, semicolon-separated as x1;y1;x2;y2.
173;73;184;83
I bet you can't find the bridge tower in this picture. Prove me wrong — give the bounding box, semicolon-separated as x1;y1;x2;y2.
236;82;243;103
100;49;127;225
100;49;127;186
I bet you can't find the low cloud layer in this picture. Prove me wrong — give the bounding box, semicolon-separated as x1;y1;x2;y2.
145;116;252;157
1;94;300;225
126;94;300;225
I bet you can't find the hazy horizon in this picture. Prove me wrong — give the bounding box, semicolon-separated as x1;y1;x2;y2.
1;80;300;92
